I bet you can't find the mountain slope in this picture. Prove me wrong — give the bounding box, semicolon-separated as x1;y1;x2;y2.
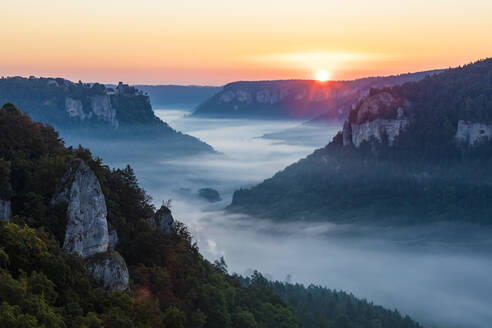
0;103;424;328
192;70;443;120
0;76;214;155
228;59;492;224
0;103;298;328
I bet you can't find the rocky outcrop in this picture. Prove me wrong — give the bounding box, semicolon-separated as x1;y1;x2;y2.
90;95;119;128
52;159;129;291
343;92;408;147
65;95;118;128
147;205;175;233
455;120;492;145
350;119;409;147
198;188;222;202
51;159;109;258
0;199;11;221
65;98;85;119
86;251;129;291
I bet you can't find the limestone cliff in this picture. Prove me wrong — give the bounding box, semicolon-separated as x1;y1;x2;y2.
0;199;11;221
86;250;129;291
52;159;129;291
65;95;119;128
90;95;119;128
147;205;176;233
51;159;109;258
342;92;408;147
0;76;215;155
455;120;492;145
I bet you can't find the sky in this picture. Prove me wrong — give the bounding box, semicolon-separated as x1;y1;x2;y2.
1;0;491;85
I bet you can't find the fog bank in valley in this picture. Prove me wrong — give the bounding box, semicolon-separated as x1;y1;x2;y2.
63;108;492;328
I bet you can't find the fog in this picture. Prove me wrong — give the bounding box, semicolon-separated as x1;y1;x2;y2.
64;108;492;328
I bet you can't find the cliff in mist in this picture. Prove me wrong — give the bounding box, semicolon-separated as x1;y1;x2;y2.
229;59;492;224
0;103;422;328
192;70;442;120
0;77;214;154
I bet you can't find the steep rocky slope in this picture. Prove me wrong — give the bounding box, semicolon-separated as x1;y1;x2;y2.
0;77;214;154
229;59;492;224
0;103;424;328
192;70;442;120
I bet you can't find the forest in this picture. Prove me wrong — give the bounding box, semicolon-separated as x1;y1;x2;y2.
0;103;422;327
229;59;492;224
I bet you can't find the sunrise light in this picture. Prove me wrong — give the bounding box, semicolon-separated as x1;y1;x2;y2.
316;69;330;82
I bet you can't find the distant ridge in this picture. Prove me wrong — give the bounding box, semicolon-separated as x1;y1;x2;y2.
0;76;215;155
228;59;492;224
192;69;443;120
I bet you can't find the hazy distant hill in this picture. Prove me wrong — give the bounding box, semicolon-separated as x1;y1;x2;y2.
133;85;221;109
0;76;214;155
0;103;423;328
192;70;443;120
228;59;492;224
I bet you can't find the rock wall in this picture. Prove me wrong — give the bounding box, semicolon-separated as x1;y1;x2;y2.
147;205;175;233
90;95;119;128
455;120;492;145
51;159;109;258
0;199;11;221
65;98;85;119
52;159;129;291
343;92;408;147
350;119;409;147
65;95;119;128
86;251;129;291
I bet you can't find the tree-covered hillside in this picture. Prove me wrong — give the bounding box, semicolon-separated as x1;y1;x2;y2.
242;274;420;328
0;103;298;327
229;59;492;224
0;103;424;327
0;77;214;154
192;70;442;120
0;103;425;327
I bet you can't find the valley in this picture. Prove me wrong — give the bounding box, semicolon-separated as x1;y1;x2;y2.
70;106;492;328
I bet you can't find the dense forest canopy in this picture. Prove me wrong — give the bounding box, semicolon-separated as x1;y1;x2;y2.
229;59;492;224
0;103;423;327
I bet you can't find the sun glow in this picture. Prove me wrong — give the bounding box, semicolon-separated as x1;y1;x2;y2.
316;69;330;82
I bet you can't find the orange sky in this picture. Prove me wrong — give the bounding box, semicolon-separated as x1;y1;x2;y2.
1;0;491;85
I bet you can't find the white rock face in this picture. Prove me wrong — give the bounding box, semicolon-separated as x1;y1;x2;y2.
455;120;492;145
0;199;12;221
90;95;119;128
64;94;119;128
147;205;175;233
65;98;85;119
51;159;109;258
86;251;129;291
350;119;409;147
343;91;408;147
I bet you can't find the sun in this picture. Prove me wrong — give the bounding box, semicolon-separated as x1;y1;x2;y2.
316;69;330;82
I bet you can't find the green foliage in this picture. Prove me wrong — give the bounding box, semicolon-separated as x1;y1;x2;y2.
230;59;492;225
0;103;301;327
241;277;421;328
